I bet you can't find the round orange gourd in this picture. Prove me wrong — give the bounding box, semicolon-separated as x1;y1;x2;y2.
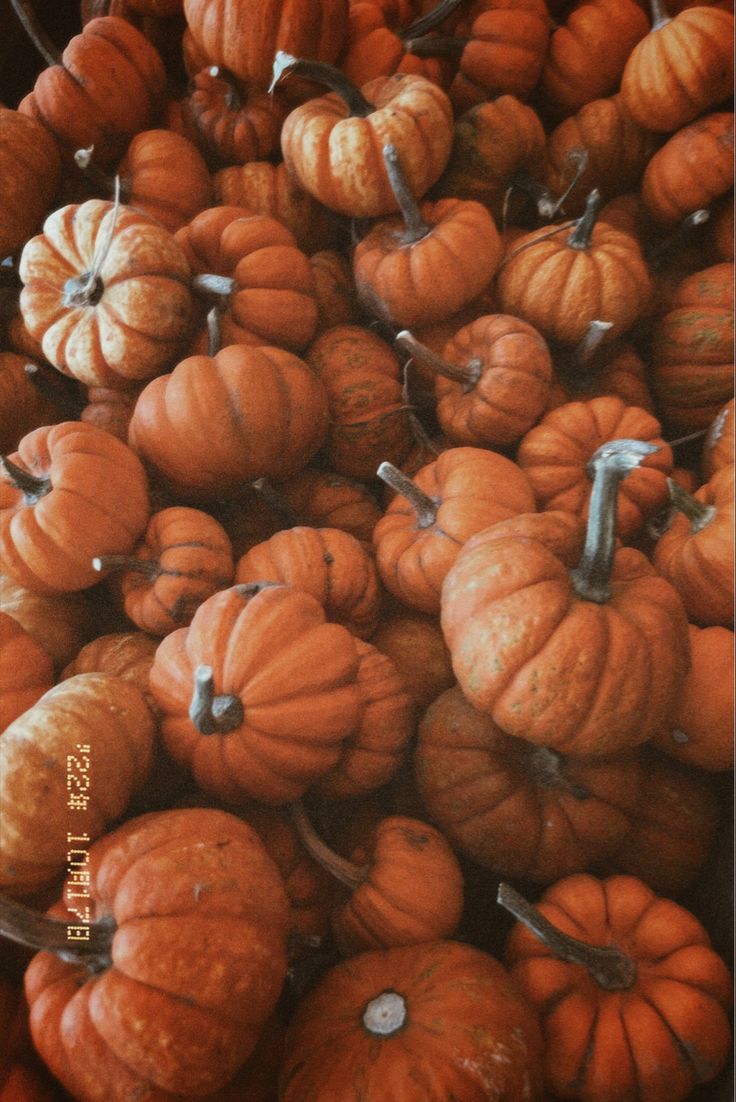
0;107;61;260
183;66;287;166
641;111;734;227
0;611;54;732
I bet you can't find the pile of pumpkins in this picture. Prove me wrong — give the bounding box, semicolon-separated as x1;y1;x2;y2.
0;0;733;1098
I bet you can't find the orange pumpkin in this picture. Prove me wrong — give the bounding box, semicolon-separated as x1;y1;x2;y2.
0;107;61;260
0;611;54;732
501;873;733;1102
183;66;287;166
641;111;734;227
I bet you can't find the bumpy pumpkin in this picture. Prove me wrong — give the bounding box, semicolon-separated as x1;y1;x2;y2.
19;198;196;389
0;611;54;733
0;107;61;260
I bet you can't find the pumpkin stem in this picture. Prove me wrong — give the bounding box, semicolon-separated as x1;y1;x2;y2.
74;146;133;203
666;477;716;533
647;209;709;271
376;461;438;528
289;801;368;892
8;0;60;67
0;893;115;973
512;149;589;222
269;52;374;117
92;554;159;579
497;882;637;991
570;438;659;603
395;329;480;388
383;145;431;244
188;665;244;735
401;0;465;40
566;189;602;250
62;177;122;309
208;66;243;111
575;320;614;367
0;454;51;502
402;33;468;57
206;306;223;357
362;990;408;1035
649;0;671;30
528;747;590;800
193;274;237;300
252;478;300;526
24;362;82;416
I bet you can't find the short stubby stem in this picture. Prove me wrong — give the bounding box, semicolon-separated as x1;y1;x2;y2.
0;454;51;503
189;665;244;735
92;554;160;579
497;882;637;992
376;461;438;529
290;801;368;892
566;189;602;251
667;477;716;533
363;990;408;1035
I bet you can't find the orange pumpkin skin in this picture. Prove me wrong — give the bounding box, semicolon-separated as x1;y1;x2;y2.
641;111;734;227
516;396;673;540
539;0;649;119
0;353;71;455
128;343;329;502
652;464;734;626
0;673;155;897
18;17;167;166
80;384;142;441
276;467;383;549
701;397;734;480
280;939;545;1101
416;685;646;883
24;807;290;1101
60;630;160;711
0;978;59;1102
312;638;416;799
102;506;234;637
440;511;691;756
620;6;734;133
504;873;733;1102
373;446;537;614
279;72;454;218
547;340;656;415
496;207;652;345
116;128;214;234
19;199;195;389
650;262;734;434
0;422;150;596
235;526;381;640
370;605;454;711
183;0;349;87
0;571;92;669
330;816;464;954
0;108;61;261
655;624;734;771
434;313;553;448
0;612;54;732
310;250;360;332
184;66;287;167
149;583;363;804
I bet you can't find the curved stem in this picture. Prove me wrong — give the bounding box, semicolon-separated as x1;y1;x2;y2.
575;320;614;367
9;0;60;67
193;274;237;300
74;147;132;203
566;189;601;251
290;801;368;892
92;554;159;579
667;477;716;533
269;52;373;117
376;461;438;528
569;439;660;603
188;665;244;736
252;478;299;526
24;363;82;416
497;882;637;991
513;150;589;222
383;145;430;244
401;0;465;40
649;0;671;30
647;209;709;271
63;177;122;308
395;330;479;387
528;747;590;800
0;894;115;973
402;33;467;57
0;454;51;502
208;66;243;111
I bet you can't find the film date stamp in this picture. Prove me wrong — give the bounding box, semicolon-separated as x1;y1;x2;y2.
65;742;91;942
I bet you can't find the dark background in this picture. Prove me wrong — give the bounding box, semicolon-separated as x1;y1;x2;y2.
1;0;81;107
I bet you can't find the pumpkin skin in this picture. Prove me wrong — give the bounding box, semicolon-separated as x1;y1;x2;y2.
370;605;454;710
115;128;215;234
19;199;196;389
24;807;291;1101
0;353;72;454
0;421;149;596
652;464;734;627
495;195;652;345
416;685;646;883
516;396;673;540
0;673;155;897
655;624;734;771
373;446;537;614
128;343;329;502
0;979;59;1102
0;108;61;261
272;467;383;549
235;526;382;640
503;872;733;1102
183;66;287;167
641;111;734;228
18;16;167;166
0;570;92;668
278;71;454;218
440;509;691;756
620;6;734;133
148;582;363;804
183;0;349;87
60;630;160;712
311;638;416;800
280;939;545;1101
0;611;54;732
650;262;734;434
701;397;734;480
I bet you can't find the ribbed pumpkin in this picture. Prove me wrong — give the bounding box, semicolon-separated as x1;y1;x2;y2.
0;107;61;260
0;611;54;733
0;570;92;669
0;354;72;454
641;111;734;227
148;582;363;804
111;128;214;233
183;65;287;167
